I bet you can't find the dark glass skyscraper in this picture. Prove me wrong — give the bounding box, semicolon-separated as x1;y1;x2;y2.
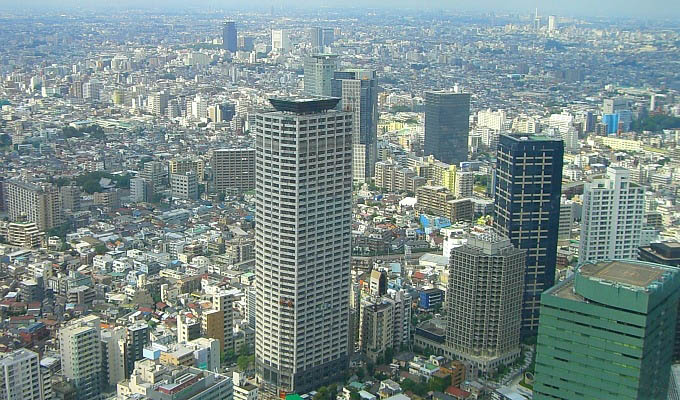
332;69;378;182
494;134;563;336
424;90;470;166
223;21;237;52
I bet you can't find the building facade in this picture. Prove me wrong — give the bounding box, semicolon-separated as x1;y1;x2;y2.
223;21;237;52
534;260;680;399
255;98;352;395
446;234;525;375
4;180;62;231
332;69;379;182
303;54;338;97
494;134;564;336
424;91;470;167
211;148;256;194
59;315;102;400
579;167;645;264
0;349;43;400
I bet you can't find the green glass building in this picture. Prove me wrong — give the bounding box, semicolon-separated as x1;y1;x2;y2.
534;260;680;399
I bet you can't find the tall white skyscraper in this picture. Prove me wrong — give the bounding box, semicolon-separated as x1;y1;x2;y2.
0;349;43;400
255;98;352;395
579;167;645;264
59;315;102;400
271;29;290;52
303;54;338;97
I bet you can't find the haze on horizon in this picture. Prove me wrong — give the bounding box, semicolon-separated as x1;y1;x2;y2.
1;0;679;20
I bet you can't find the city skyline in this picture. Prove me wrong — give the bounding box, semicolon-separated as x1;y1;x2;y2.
1;1;680;19
0;3;679;400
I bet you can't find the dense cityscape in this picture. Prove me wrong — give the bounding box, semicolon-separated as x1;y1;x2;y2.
1;2;680;400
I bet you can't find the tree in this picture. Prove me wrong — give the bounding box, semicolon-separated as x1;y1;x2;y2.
94;243;108;255
237;354;254;371
350;391;361;400
238;344;250;357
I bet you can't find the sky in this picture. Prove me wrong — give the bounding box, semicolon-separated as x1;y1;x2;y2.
1;0;679;20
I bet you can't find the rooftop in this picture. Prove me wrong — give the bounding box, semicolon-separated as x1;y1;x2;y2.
579;260;668;289
268;97;340;114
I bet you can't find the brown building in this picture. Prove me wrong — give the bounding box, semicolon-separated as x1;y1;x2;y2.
202;309;226;351
211;148;255;194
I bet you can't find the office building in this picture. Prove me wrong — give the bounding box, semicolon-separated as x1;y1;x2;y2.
494;134;564;336
303;54;338;97
424;90;470;166
211;148;256;194
638;241;680;362
547;15;556;32
238;36;254;52
117;360;233;400
171;171;198;200
4;180;63;231
309;27;324;51
169;157;205;182
271;29;290;52
59;315;102;400
446;234;525;375
223;21;237;52
0;348;43;400
332;69;379;182
579;167;645;264
130;177;153;203
533;260;680;399
255;98;352;395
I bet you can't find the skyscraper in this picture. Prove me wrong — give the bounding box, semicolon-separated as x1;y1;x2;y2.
332;69;378;182
534;260;680;399
271;29;290;52
255;98;352;395
446;233;525;376
424;90;470;166
0;349;43;400
579;167;645;264
309;27;323;51
59;315;102;400
494;134;564;336
303;54;338;97
223;21;237;52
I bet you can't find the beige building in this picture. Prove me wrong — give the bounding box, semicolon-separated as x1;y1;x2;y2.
7;221;42;248
446;233;525;375
4;180;62;231
375;161;427;193
415;185;473;222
